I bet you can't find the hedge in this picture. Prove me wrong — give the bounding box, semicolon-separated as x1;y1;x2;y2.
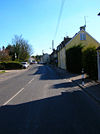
66;44;83;73
0;61;23;70
82;45;98;80
66;44;98;79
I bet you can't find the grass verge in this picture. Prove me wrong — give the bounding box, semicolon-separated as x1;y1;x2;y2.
0;70;6;74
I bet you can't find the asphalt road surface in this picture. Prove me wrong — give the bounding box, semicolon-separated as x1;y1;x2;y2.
0;64;100;134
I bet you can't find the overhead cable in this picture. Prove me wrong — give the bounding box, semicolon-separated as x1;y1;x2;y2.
53;0;66;39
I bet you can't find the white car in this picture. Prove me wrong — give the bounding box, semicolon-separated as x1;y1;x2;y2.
30;61;37;64
21;62;29;69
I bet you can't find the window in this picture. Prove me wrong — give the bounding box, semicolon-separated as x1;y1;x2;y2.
80;33;86;40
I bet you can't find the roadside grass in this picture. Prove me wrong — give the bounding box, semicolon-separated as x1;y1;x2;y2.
0;70;6;74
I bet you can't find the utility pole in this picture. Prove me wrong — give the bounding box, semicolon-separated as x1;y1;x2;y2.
42;50;44;55
52;40;54;51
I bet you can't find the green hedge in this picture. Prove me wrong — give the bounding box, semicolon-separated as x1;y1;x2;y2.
82;45;98;80
66;44;98;79
66;44;83;73
0;61;23;70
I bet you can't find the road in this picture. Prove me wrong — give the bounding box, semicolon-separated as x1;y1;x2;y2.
0;64;100;134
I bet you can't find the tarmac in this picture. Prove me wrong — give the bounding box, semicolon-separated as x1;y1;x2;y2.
0;65;100;104
0;69;27;82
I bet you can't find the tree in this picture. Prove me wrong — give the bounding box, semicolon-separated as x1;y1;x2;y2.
12;35;32;61
6;45;15;61
0;49;11;62
34;55;42;62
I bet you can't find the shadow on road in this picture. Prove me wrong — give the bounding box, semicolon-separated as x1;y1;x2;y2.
31;65;60;80
30;65;79;81
0;90;100;134
52;82;76;89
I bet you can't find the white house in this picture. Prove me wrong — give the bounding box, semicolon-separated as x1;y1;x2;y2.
41;53;50;64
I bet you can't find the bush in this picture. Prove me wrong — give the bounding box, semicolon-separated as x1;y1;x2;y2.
66;44;83;73
82;45;98;79
66;43;98;79
0;61;23;70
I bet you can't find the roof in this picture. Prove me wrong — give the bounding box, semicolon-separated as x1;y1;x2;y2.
65;29;100;47
57;37;72;51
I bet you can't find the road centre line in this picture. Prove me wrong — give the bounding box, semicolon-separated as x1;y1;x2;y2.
28;78;34;84
3;88;24;106
3;77;34;106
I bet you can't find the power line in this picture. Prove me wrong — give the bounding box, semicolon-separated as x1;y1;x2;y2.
53;0;66;40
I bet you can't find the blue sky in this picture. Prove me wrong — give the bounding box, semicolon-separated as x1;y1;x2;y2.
0;0;100;55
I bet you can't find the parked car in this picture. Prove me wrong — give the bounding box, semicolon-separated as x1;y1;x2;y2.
30;61;37;64
21;62;29;69
38;61;44;64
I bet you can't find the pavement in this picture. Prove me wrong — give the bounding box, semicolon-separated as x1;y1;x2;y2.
50;65;100;104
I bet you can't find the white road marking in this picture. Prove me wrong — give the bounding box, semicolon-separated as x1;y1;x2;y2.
68;79;72;82
64;78;72;82
28;78;34;84
3;88;24;106
3;77;34;105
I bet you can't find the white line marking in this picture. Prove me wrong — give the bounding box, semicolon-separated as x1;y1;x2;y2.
3;88;24;106
28;78;34;84
68;79;72;82
3;77;34;105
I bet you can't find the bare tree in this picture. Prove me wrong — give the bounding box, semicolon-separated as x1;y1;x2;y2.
11;35;32;61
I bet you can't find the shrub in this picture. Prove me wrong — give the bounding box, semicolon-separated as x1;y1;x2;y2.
82;44;98;79
66;44;83;73
0;61;23;70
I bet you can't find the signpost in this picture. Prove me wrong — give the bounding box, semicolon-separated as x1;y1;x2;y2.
97;13;100;81
97;47;100;82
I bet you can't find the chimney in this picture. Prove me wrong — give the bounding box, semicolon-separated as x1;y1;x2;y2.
80;25;86;31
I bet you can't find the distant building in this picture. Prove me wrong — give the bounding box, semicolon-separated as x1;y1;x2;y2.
28;57;35;63
57;36;72;69
41;53;50;64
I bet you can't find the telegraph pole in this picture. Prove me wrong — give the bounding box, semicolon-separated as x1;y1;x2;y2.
42;50;44;55
52;40;54;51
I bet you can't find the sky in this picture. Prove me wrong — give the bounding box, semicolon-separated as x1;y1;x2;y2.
0;0;100;55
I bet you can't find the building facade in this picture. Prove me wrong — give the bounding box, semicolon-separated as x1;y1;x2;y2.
58;27;100;70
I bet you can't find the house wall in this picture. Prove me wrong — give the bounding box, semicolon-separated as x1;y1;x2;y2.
58;30;99;70
65;30;99;50
58;52;60;68
58;47;66;69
